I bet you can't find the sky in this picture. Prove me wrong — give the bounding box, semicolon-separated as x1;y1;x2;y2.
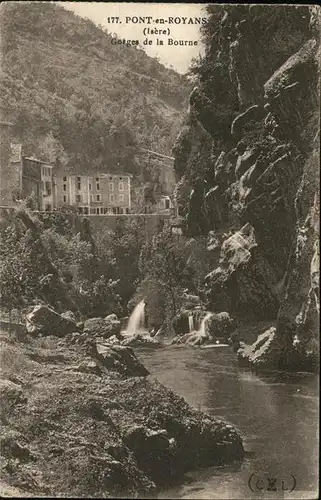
60;2;206;74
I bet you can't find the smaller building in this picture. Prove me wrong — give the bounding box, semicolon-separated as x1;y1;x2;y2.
157;195;173;214
22;157;53;211
4;146;54;211
144;195;174;214
40;162;54;211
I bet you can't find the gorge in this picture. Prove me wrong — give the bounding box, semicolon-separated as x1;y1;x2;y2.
0;3;319;499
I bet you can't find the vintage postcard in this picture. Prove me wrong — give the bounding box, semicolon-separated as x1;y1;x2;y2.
0;2;319;499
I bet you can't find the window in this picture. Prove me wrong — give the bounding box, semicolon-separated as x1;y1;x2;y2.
76;194;81;202
63;184;67;191
96;194;101;201
100;207;104;214
77;182;81;190
89;183;92;190
45;181;51;196
78;207;83;214
119;194;124;202
119;208;124;214
96;183;100;190
109;176;113;180
63;195;67;203
165;198;170;209
63;176;67;181
96;177;99;182
126;207;129;214
90;194;93;202
109;194;114;202
119;182;124;191
77;176;81;181
109;182;114;191
96;208;100;214
119;177;122;180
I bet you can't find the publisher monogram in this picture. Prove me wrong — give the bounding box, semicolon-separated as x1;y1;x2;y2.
248;473;296;493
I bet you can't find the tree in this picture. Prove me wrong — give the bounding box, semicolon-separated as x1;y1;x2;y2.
139;227;194;320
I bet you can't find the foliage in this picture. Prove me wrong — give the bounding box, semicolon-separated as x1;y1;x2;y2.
95;218;147;310
0;1;188;177
0;211;122;318
139;227;194;320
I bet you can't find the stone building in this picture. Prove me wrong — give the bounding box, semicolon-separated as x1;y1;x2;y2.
144;194;174;214
54;173;132;214
22;157;53;211
0;129;54;211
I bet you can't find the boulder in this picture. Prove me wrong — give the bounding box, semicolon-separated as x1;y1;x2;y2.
171;331;208;347
104;335;122;346
104;314;121;338
0;379;27;408
205;312;235;339
61;310;77;322
83;315;121;339
26;305;78;337
72;359;102;376
204;224;279;319
123;425;173;482
96;343;149;377
1;430;31;461
237;327;277;368
84;317;108;336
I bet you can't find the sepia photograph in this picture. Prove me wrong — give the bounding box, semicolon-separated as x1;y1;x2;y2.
0;2;319;498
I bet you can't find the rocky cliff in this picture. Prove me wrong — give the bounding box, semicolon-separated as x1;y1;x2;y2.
173;5;319;371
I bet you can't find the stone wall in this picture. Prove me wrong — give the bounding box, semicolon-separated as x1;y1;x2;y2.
81;214;171;239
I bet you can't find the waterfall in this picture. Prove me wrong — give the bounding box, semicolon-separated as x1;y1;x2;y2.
188;314;195;333
126;300;145;336
199;312;213;336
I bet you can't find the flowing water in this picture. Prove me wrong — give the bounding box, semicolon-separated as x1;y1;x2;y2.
199;312;213;336
125;300;145;336
188;315;195;333
137;346;319;499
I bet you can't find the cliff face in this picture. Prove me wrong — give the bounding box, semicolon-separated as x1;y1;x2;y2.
173;5;319;371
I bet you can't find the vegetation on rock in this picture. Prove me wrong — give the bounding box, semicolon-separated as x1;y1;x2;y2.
172;5;319;371
0;2;188;180
0;332;244;497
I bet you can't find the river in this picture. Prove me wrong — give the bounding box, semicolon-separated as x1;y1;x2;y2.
137;346;319;499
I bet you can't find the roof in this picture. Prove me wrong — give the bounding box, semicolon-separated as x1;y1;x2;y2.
99;173;133;178
10;143;22;163
24;157;53;167
61;173;133;179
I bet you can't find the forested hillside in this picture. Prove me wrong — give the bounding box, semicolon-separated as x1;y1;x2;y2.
0;1;188;176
